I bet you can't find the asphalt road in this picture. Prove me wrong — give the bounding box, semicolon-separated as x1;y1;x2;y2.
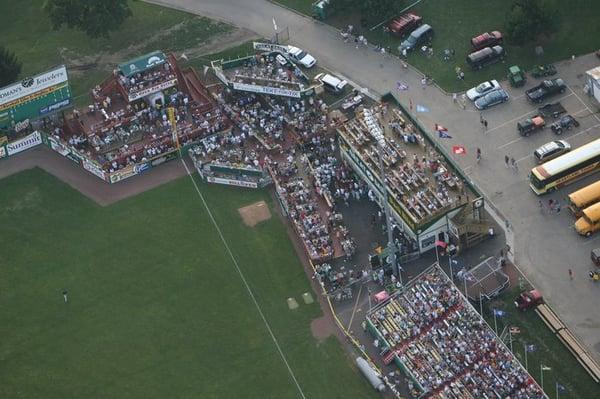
145;0;600;363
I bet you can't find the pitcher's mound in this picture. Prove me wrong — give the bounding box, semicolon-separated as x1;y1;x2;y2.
238;201;271;227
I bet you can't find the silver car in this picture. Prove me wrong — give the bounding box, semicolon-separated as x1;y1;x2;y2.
534;140;571;164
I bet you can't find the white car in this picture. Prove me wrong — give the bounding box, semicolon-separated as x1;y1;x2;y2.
287;45;316;68
466;80;501;101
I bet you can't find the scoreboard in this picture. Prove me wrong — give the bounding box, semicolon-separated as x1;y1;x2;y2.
0;65;72;130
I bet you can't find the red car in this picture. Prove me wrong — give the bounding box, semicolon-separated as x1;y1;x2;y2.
471;31;503;51
388;13;422;36
514;289;544;310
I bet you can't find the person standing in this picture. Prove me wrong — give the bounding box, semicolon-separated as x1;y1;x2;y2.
483;119;488;131
568;269;573;280
62;290;68;303
505;155;510;168
421;76;427;90
476;148;481;163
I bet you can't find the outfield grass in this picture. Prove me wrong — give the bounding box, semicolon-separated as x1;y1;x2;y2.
274;0;600;91
0;168;376;398
1;1;231;104
481;286;598;398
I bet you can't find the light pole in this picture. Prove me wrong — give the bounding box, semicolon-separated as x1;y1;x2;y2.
364;108;401;286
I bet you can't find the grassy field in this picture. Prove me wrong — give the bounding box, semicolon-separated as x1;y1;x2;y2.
481;286;598;398
1;0;232;104
0;168;376;399
274;0;600;91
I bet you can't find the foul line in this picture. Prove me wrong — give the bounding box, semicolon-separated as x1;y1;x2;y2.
346;283;364;331
179;158;306;399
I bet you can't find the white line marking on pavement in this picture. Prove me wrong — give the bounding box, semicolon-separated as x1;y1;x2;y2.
515;154;532;163
180;158;307;399
499;137;523;149
347;283;364;331
568;85;600;124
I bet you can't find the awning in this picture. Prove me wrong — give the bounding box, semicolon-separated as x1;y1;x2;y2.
118;51;166;77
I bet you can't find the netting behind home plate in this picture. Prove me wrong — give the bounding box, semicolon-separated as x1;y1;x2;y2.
463;256;510;301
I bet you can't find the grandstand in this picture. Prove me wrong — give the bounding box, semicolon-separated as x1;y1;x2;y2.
366;265;544;398
49;51;231;183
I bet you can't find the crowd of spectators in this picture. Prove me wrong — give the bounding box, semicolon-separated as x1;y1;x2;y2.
226;53;306;90
338;105;467;224
117;61;176;96
368;267;544;399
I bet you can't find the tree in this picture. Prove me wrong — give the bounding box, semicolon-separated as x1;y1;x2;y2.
44;0;132;39
505;0;556;45
360;0;403;25
0;47;22;87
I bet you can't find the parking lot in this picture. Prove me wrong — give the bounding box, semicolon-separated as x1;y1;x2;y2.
417;53;600;361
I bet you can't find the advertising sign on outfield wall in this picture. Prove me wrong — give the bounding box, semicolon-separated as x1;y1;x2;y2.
83;159;107;181
6;131;42;155
206;176;258;188
0;145;6;159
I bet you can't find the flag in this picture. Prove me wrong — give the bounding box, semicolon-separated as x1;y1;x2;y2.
493;309;506;317
525;344;536;353
435;240;447;248
438;130;453;139
509;326;521;334
452;145;467;155
416;104;429;113
556;383;566;392
434;123;448;132
541;364;552;371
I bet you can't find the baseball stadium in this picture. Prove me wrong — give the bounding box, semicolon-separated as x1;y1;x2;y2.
3;2;600;399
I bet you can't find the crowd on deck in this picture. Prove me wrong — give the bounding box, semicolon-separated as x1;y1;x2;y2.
227;53;306;88
339;105;467;224
368;268;544;399
117;61;176;95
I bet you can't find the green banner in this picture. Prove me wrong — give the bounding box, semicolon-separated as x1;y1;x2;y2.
118;51;166;77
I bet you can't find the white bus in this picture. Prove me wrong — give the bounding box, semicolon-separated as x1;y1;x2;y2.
530;137;600;195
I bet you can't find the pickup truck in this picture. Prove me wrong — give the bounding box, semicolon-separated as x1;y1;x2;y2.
538;102;566;118
525;78;566;103
551;115;580;134
517;115;545;136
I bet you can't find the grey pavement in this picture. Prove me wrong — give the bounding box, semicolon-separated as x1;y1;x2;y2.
146;0;600;363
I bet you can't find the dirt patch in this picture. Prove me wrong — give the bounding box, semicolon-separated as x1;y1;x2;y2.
311;315;336;341
238;200;271;227
61;25;259;80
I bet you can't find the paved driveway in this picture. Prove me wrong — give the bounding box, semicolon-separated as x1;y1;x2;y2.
146;0;600;362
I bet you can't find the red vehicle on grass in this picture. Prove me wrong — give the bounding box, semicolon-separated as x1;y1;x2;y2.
514;289;544;310
388;13;422;37
471;31;503;51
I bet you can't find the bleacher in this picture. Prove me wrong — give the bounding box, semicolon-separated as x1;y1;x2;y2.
367;266;544;398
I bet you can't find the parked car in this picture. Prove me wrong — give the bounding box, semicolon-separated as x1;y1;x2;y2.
538;102;566;119
533;140;571;164
517;115;545;136
471;31;503;51
551;115;580;134
466;46;505;70
314;72;347;93
388;13;422;36
466;80;501;101
398;24;433;53
525;78;566;103
474;88;509;110
287;45;316;68
514;289;543;310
